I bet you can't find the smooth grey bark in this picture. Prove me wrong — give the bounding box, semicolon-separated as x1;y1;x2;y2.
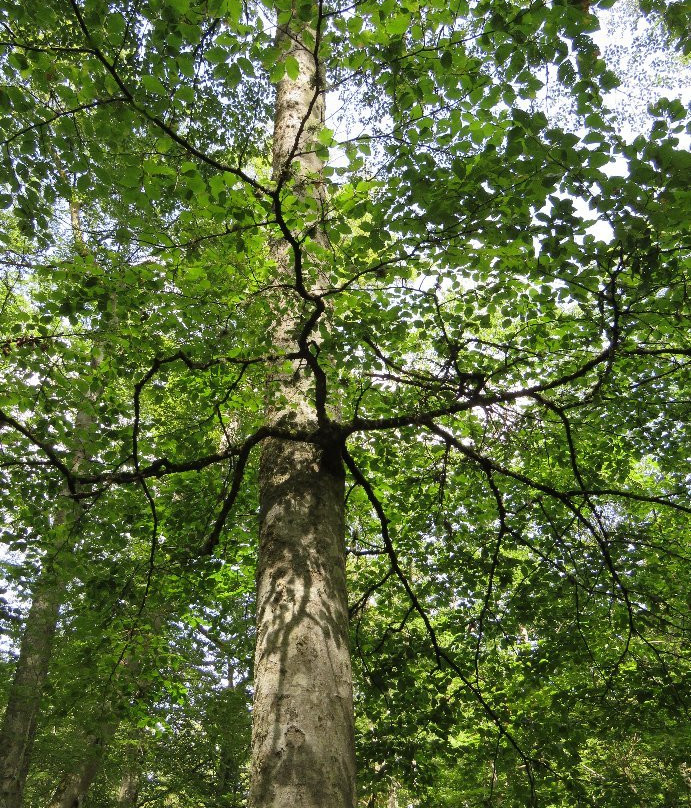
249;10;356;808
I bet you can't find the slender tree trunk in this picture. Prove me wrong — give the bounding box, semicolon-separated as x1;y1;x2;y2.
46;719;119;808
249;9;356;808
116;732;143;808
0;566;66;808
0;195;100;808
387;784;398;808
116;766;140;808
215;660;244;804
112;733;143;808
0;404;89;808
46;609;161;808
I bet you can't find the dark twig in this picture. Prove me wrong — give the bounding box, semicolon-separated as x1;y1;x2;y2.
342;446;539;803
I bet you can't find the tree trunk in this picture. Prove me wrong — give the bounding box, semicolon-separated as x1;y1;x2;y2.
46;611;161;808
0;196;100;808
0;417;87;808
252;439;354;808
116;766;140;808
116;735;142;808
387;784;398;808
249;9;356;808
0;566;66;808
46;720;118;808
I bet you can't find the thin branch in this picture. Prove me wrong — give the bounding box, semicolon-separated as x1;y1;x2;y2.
66;0;270;196
342;446;538;803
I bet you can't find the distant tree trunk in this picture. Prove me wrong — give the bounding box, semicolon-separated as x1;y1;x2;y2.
387;784;398;808
215;679;241;805
46;612;160;808
0;408;88;808
46;719;119;808
0;564;66;808
116;765;140;808
0;195;101;808
248;9;356;808
116;736;142;808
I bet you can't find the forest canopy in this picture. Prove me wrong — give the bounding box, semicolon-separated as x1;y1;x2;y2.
0;0;689;806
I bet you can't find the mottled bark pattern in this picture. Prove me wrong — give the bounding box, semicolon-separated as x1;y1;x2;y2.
249;9;356;808
270;23;324;182
252;440;354;808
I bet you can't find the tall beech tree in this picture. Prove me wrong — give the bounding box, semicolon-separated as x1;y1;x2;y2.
0;0;689;806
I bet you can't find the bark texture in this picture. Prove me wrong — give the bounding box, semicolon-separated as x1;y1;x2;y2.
249;10;356;808
252;440;354;808
46;720;119;808
0;568;66;808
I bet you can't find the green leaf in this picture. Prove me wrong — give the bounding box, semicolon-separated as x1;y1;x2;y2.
156;136;174;154
206;46;228;64
317;127;334;146
387;13;410;36
141;74;167;95
269;62;285;83
285;55;300;81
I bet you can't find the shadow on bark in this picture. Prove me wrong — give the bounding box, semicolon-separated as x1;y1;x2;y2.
251;438;355;808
